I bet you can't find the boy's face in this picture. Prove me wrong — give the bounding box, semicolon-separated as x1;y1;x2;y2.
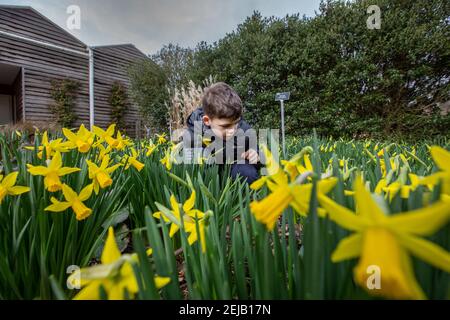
203;115;240;140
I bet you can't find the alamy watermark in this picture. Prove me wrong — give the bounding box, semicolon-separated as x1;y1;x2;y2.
366;265;381;290
367;5;381;30
66;264;81;290
66;5;81;30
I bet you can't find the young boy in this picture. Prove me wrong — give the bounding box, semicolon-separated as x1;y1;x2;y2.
184;82;260;184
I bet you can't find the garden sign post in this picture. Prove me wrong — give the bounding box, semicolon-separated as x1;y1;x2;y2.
275;92;290;158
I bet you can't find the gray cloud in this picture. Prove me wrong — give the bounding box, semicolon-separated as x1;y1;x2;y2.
0;0;321;54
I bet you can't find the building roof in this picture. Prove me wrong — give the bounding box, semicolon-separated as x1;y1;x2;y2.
0;5;88;50
0;5;149;56
92;43;149;58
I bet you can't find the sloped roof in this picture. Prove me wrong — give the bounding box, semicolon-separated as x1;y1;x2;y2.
0;5;88;52
0;5;150;58
92;43;149;59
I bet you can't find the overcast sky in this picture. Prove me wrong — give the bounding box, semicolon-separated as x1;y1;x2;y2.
1;0;322;55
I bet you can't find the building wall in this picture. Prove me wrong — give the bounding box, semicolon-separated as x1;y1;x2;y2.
0;6;86;52
0;6;148;136
0;7;90;127
93;45;147;136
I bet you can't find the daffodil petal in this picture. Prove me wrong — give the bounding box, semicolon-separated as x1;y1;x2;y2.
183;190;196;213
318;194;369;232
73;280;102;300
62;184;78;202
106;164;121;174
101;227;122;264
45;201;72;212
317;177;338;194
49;151;62;171
187;209;204;219
63;128;78;142
354;177;387;223
7;186;30;195
169;223;180;237
430;146;450;172
155;276;171;289
397;233;450;273
250;177;266;190
57;167;81;176
79;184;94;202
170;195;181;218
331;233;363;262
27;165;49;176
2;172;18;188
385;201;450;236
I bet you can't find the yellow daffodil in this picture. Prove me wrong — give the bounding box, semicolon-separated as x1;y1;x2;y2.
281;159;300;181
374;143;379;151
154;195;182;236
96;143;112;161
292;151;336;181
419;146;450;196
45;184;94;220
376;143;394;157
328;157;356;181
27;151;80;192
63;124;95;153
251;145;338;229
93;124;119;148
375;168;432;201
160;143;181;171
297;153;314;176
154;190;203;235
145;143;157;157
318;177;450;300
184;215;208;253
0;172;30;204
25;131;71;159
156;133;167;145
202;137;212;146
67;227;170;300
153;190;208;251
341;165;357;182
86;155;121;194
399;153;410;169
114;131;132;151
160;148;172;170
250;145;283;190
122;148;144;172
250;174;337;230
380;156;399;178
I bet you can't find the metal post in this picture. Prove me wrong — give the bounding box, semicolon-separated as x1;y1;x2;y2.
88;47;95;130
280;100;286;159
275;92;290;159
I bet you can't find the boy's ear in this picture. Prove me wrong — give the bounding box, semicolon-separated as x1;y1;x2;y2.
202;115;211;126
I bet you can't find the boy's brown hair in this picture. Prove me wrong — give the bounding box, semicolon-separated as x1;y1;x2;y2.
202;82;242;120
